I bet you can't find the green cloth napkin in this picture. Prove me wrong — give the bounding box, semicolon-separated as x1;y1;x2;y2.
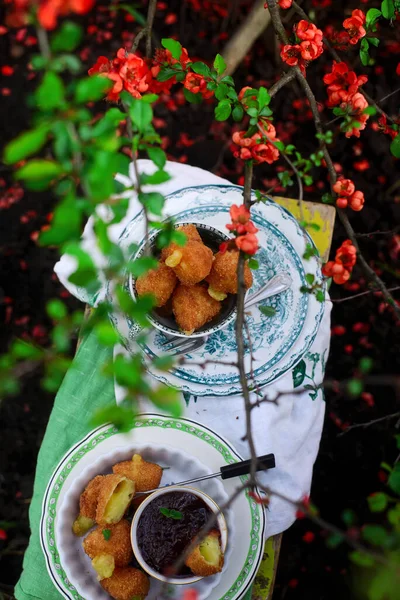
15;330;114;600
15;329;253;600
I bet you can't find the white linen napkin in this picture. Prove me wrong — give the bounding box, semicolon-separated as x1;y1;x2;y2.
54;160;331;539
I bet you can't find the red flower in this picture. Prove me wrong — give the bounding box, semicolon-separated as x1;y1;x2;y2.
348;190;364;211
302;531;315;543
38;0;95;30
181;590;198;600
322;239;357;284
236;233;259;255
183;72;213;99
281;44;302;67
251;142;279;164
118;50;150;98
150;46;190;94
230;204;251;224
300;40;322;61
333;178;355;197
278;0;292;7
323;61;367;106
343;9;366;45
296;20;323;43
232;131;254;148
397;63;400;76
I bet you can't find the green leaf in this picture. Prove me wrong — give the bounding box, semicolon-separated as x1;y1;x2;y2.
191;62;211;77
390;135;400;158
50;53;82;74
40;193;82;246
215;83;229;101
359;357;373;373
366;8;382;28
215;99;232;121
315;289;325;303
95;321;120;346
305;273;315;285
381;0;395;19
75;75;112;103
47;299;67;320
52;323;70;352
147;146;166;169
326;532;344;549
4;125;50;165
388;463;400;494
141;93;159;103
91;404;135;432
139;191;165;216
35;72;65;110
102;529;112;541
183;88;203;103
141;170;171;186
157;67;179;82
360;38;370;66
387;504;400;526
347;379;363;397
292;359;306;388
10;339;43;360
341;509;356;527
159;507;183;520
31;55;47;70
368;492;388;513
15;159;63;182
129;256;158;277
213;53;227;76
232;104;244;122
364;106;377;116
161;38;182;60
220;75;234;85
368;37;380;47
349;551;375;568
259;305;276;317
258;86;270;109
51;21;83;52
64;242;100;293
153;355;176;371
362;525;388;546
248;258;259;270
130;99;153;131
149;385;182;418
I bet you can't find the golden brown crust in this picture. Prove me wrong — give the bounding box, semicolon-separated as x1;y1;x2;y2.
177;224;202;242
96;474;135;525
162;240;213;286
112;454;162;493
83;520;133;567
80;475;105;520
185;529;224;577
136;262;177;307
100;567;150;600
172;284;221;332
206;250;253;294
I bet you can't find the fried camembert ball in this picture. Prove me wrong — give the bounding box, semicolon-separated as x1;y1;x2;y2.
112;453;162;493
206;249;253;298
161;233;213;286
83;520;133;577
96;474;135;526
185;529;224;577
100;567;150;600
176;223;202;242
72;475;104;536
172;284;221;334
135;262;177;307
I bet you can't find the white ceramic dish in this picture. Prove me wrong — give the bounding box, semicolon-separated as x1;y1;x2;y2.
55;443;232;600
131;485;228;585
107;184;325;396
41;414;264;600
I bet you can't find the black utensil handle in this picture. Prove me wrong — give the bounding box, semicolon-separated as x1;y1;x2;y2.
220;453;276;480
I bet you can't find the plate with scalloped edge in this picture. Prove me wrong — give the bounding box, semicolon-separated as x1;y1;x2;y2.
40;414;265;600
107;184;325;397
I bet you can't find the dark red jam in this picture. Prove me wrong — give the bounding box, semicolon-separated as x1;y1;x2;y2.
136;491;214;576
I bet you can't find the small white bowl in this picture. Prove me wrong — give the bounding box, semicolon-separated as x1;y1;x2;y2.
131;485;228;585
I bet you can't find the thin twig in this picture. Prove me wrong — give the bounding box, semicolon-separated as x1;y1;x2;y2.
338;412;400;436
36;26;51;61
269;70;296;98
331;286;400;303
145;0;157;58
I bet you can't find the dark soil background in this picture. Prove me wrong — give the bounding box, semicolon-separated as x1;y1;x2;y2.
1;1;399;598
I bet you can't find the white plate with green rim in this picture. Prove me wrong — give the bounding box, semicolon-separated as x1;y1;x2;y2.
40;414;265;600
107;185;325;396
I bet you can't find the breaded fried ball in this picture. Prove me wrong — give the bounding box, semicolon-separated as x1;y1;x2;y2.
206;249;253;295
136;262;177;308
176;224;202;242
100;567;150;600
113;454;162;493
83;520;133;567
96;474;135;525
162;240;213;286
172;284;221;334
185;529;224;577
72;475;105;536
